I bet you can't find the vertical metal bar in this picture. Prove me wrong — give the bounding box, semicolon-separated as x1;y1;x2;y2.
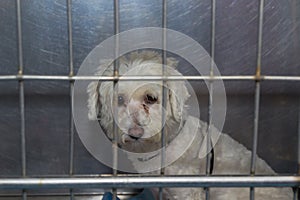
16;0;27;199
293;187;298;200
294;0;300;177
298;98;300;175
17;0;25;179
69;82;75;200
69;83;75;200
20;82;26;200
113;0;120;176
205;0;216;199
16;0;23;75
296;99;300;199
113;0;120;199
159;1;167;200
251;0;265;179
251;82;261;173
210;0;216;70
205;87;213;200
250;0;264;199
67;0;74;199
67;0;74;77
67;0;74;177
206;0;216;176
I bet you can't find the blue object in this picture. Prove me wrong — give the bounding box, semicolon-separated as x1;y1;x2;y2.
102;189;155;200
102;192;120;200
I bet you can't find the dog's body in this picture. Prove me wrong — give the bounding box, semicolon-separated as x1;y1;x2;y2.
87;51;292;199
152;116;292;199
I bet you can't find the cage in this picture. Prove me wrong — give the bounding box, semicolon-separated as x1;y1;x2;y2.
0;0;299;199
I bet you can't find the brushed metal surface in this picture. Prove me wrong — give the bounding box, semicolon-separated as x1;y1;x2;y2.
0;0;299;198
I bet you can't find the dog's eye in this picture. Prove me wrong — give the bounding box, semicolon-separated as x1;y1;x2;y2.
118;95;125;106
145;94;158;104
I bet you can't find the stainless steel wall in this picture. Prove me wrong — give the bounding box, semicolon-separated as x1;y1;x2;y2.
0;0;299;194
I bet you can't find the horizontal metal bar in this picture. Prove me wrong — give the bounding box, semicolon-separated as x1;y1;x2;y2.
0;189;140;197
0;75;300;81
262;76;300;81
0;176;299;189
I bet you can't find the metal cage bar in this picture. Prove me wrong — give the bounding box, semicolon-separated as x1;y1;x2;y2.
67;0;75;199
112;1;120;199
205;0;216;199
0;176;299;189
0;0;298;198
1;75;300;81
296;99;300;199
250;0;265;199
16;0;25;179
16;0;27;199
159;1;168;199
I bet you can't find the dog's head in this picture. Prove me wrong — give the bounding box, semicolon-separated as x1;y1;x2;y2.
87;51;190;153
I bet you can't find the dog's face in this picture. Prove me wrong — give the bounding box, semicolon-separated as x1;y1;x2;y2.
117;82;163;139
87;51;190;153
114;80;166;152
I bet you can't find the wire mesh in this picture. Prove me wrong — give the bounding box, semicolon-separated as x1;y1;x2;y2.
0;0;299;199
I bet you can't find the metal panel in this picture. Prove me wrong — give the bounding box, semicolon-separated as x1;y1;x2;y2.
0;0;299;199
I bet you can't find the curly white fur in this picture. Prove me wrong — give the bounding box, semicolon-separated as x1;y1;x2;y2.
87;51;292;199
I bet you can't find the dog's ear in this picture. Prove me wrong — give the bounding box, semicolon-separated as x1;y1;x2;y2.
87;81;101;120
166;64;190;123
87;80;114;139
87;59;114;121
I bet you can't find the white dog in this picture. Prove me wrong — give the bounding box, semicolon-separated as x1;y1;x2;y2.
87;51;292;199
